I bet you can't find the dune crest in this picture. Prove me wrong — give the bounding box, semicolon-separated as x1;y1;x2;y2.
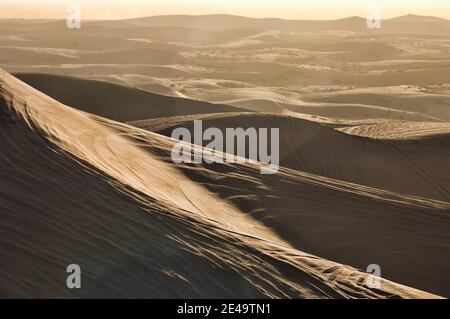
0;69;444;298
133;112;450;202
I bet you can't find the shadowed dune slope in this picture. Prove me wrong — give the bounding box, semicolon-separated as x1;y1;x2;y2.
0;69;445;298
169;152;450;297
15;73;243;122
132;112;450;202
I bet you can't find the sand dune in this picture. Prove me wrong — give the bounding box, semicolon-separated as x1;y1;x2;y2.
304;88;450;121
0;18;263;45
0;47;76;64
1;69;447;298
86;26;263;45
170;147;450;297
339;121;450;140
15;73;242;122
77;48;186;65
132;112;450;202
2;15;449;111
3;34;160;51
126;80;439;122
239;41;405;62
283;102;435;122
3;64;190;79
1;11;449;299
0;47;186;66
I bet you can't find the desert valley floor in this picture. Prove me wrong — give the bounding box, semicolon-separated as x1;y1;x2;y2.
0;14;449;298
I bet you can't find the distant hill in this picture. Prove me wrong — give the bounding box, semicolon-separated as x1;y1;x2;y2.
110;14;450;35
1;14;449;35
15;73;243;122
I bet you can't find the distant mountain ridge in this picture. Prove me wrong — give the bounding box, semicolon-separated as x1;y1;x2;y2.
1;14;449;35
110;14;450;34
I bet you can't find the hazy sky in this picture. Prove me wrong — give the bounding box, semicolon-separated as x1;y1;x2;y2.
1;0;449;20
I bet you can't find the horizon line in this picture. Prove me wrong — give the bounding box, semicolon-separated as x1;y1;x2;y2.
0;12;449;22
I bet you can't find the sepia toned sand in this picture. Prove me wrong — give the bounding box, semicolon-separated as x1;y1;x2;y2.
1;69;447;298
132;112;450;202
15;73;242;122
0;13;449;299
